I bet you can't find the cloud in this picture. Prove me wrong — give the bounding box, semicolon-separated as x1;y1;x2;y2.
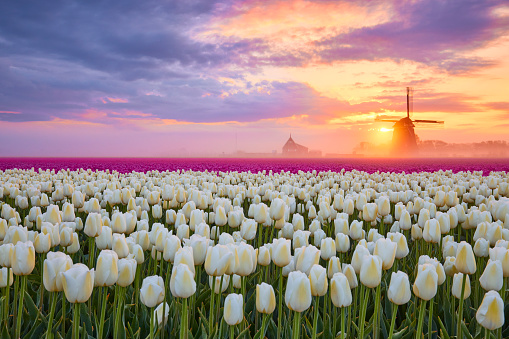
315;0;509;73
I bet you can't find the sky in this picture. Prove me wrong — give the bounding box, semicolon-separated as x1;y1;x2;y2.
0;0;508;157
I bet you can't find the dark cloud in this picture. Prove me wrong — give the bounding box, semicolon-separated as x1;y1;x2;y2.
316;0;509;73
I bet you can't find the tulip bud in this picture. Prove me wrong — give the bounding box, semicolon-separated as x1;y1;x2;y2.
373;238;397;270
215;206;228;226
474;238;490;257
320;237;335;260
67;233;80;254
240;219;257;241
11;241;35;276
62;203;75;222
285;271;312;312
111;213;127;234
60;227;73;248
476;291;505;330
294;245;320;275
117;258;137;287
423;219;441;243
362;203;378;222
413;264;438;300
330;272;352;307
270;198;286;221
130;244;145;265
455;241;476;275
335;233;350;253
61;263;94;303
184;234;209;265
258;245;271;266
324;256;340;279
308;264;328;296
378;196;390;216
204;245;232;276
224;294;243;326
163;235;181;263
96;226;113;250
351;245;370;274
388;271;411;305
452;273;471;299
84;213;103;238
176;224;189;241
112;233;129;259
34;232;52;254
444;257;457;277
140;275;165;308
155;302;170;328
256;283;276;314
174;246;195;275
349;220;364;240
360;254;382;288
43;252;73;292
235;243;256;276
292;214;305;231
272;238;291;267
489;247;509;277
480;259;503;292
95;250;119;287
0;267;14;288
399;210;412;230
170;263;196;298
334;218;349;236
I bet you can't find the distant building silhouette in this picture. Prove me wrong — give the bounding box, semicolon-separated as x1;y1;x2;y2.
282;134;309;156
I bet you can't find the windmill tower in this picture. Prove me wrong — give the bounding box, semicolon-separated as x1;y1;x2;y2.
376;87;444;155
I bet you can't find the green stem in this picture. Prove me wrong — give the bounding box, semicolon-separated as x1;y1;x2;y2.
373;283;381;339
217;274;225;330
388;303;397;339
88;238;95;268
134;265;141;316
230;324;235;339
451;292;456;334
46;292;57;339
312;297;319;339
277;267;283;339
359;285;369;339
114;286;124;339
260;313;269;339
12;275;18;335
416;299;426;338
15;275;26;339
209;275;216;336
150;307;155;339
428;298;434;339
180;298;188;339
348;287;357;337
4;267;10;324
333;306;337;339
98;286;108;339
341;306;346;339
292;311;301;339
40;253;46;311
73;302;80;339
457;274;467;339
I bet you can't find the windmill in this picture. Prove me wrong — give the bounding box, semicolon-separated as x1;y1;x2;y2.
376;87;444;155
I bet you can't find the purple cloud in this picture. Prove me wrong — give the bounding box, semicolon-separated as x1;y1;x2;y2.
316;0;508;72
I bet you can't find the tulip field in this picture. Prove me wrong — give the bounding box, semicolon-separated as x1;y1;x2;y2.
1;166;509;338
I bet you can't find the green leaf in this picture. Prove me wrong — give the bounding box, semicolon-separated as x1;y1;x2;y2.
436;316;451;339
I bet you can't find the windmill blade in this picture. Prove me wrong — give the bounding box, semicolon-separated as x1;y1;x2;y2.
413;119;444;124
